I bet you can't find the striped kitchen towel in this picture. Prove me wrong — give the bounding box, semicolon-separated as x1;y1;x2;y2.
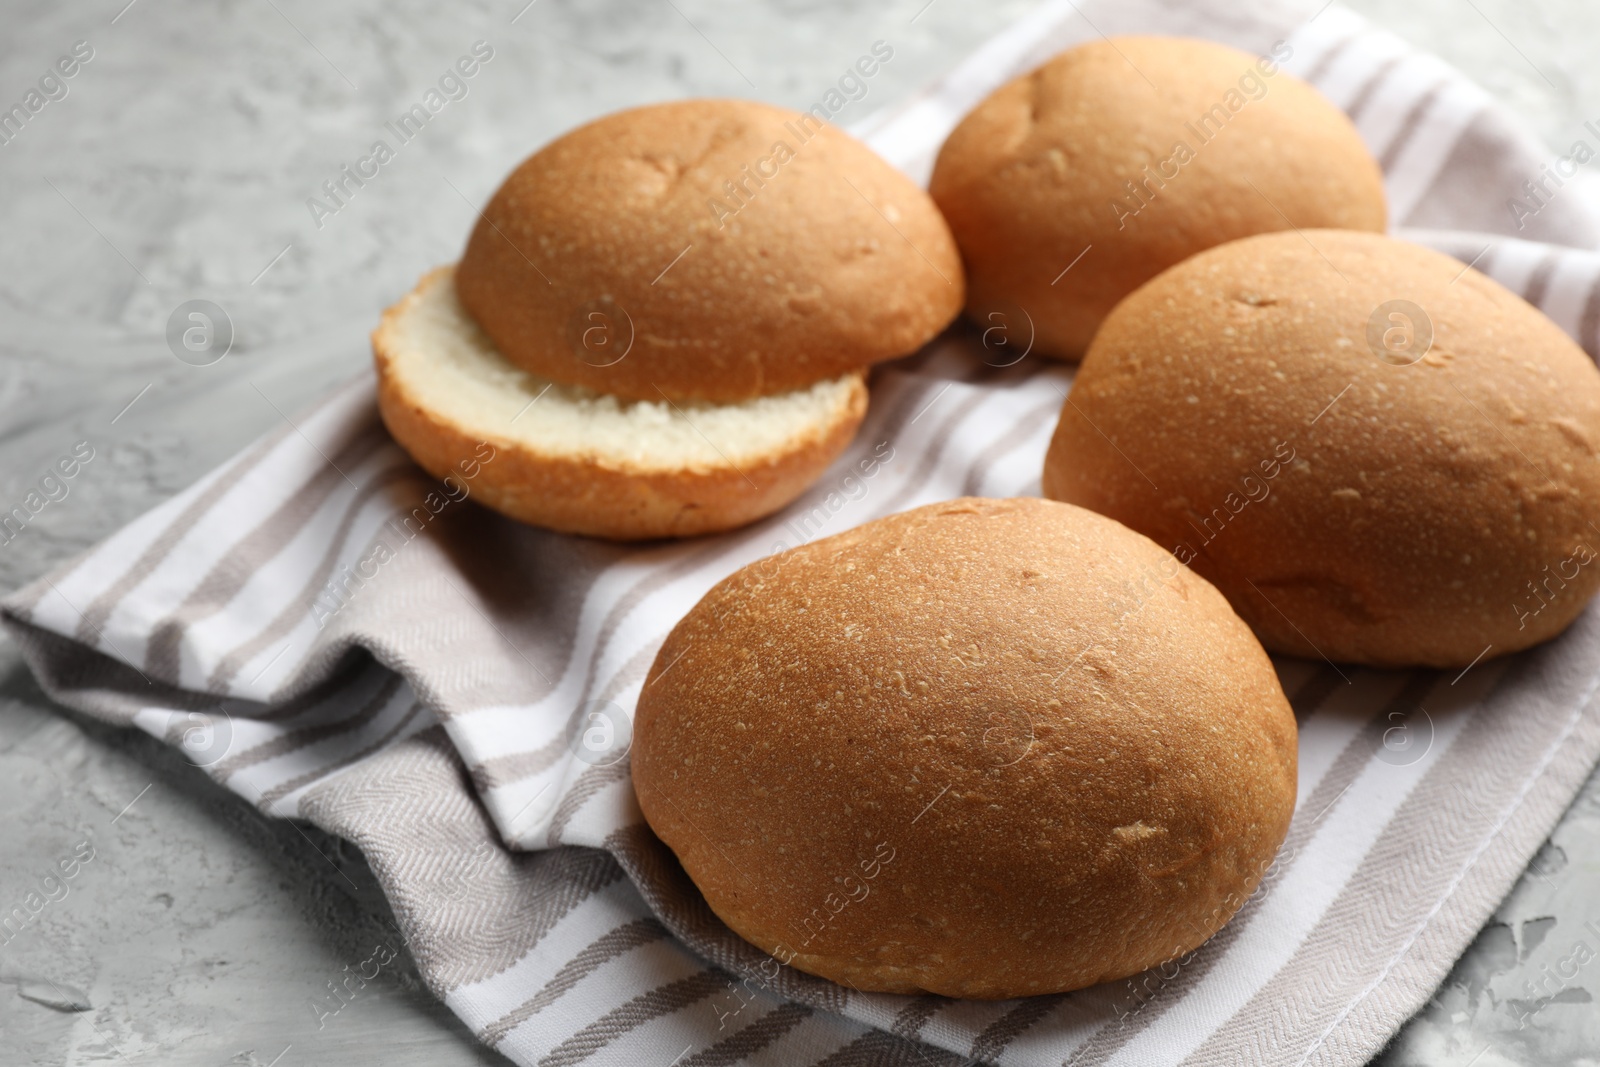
9;0;1600;1064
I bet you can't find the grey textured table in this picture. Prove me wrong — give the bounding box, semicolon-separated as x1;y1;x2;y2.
0;1;1595;1064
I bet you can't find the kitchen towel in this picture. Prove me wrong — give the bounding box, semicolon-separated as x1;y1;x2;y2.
9;1;1600;1064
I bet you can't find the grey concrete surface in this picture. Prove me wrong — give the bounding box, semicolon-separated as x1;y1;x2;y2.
0;0;1596;1064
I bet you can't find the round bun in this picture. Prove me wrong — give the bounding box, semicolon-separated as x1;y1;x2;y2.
633;497;1297;998
456;99;963;403
930;36;1386;360
375;267;867;541
1044;230;1600;667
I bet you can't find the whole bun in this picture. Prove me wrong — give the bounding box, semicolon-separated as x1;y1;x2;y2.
633;497;1297;998
1044;230;1600;668
457;99;964;403
930;36;1385;360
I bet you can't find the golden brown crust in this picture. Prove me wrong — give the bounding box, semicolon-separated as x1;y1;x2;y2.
372;271;869;542
633;497;1297;997
1044;229;1600;667
456;98;964;403
930;36;1386;360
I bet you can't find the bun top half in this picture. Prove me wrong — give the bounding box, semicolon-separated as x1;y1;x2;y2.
456;99;964;403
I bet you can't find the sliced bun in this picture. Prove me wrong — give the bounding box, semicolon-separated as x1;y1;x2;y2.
930;36;1386;360
374;267;867;541
633;497;1297;998
1044;230;1600;667
456;98;964;403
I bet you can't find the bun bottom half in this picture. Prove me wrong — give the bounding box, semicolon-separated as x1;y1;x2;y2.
373;268;868;541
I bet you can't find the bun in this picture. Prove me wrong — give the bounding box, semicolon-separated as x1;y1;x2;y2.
374;267;867;541
456;98;963;403
930;36;1385;360
632;497;1297;997
1044;229;1600;667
